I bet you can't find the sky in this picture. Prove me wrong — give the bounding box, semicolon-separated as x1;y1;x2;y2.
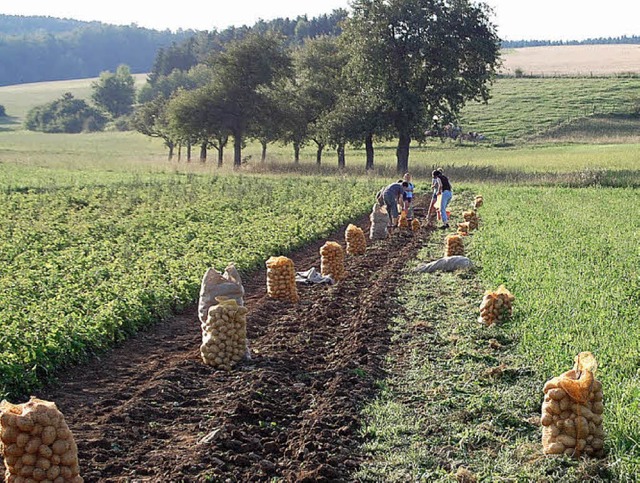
2;0;640;42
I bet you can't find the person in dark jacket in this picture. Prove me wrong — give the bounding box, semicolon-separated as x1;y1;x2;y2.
380;181;408;229
431;169;453;229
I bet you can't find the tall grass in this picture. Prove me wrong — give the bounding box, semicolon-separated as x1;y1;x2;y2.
471;185;640;476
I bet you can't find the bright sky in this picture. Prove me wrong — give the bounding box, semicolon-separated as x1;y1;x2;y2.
2;0;639;41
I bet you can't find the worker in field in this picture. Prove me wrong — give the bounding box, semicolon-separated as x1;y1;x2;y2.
402;172;415;220
431;169;453;229
379;180;410;231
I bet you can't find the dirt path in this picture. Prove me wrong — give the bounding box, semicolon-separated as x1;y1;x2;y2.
6;199;433;482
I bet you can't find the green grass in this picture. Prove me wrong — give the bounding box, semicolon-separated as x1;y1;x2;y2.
461;77;640;142
0;173;380;400
356;188;640;481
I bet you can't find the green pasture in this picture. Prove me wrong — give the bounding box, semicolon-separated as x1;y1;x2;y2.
357;187;640;481
472;186;640;471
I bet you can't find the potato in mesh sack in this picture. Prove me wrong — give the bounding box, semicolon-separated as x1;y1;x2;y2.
1;397;83;483
474;195;484;208
266;256;299;302
462;210;479;230
198;264;244;324
398;211;409;228
457;222;470;236
444;234;465;257
345;224;366;255
200;297;249;370
320;241;346;281
478;285;514;326
411;218;421;232
541;352;605;458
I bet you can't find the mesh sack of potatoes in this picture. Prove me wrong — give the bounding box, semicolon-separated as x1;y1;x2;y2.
1;397;83;483
320;241;346;281
369;203;388;240
411;218;421;232
444;234;465;257
457;222;470;236
200;297;249;370
477;285;515;326
398;211;409;229
266;256;299;302
462;210;479;230
474;195;484;208
198;264;245;324
542;352;604;458
345;224;366;255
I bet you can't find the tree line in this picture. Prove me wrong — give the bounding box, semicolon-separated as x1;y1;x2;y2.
131;0;500;174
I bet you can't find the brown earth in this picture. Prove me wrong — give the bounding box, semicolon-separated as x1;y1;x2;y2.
3;197;435;482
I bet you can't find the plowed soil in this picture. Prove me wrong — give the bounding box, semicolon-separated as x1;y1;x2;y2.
6;198;433;482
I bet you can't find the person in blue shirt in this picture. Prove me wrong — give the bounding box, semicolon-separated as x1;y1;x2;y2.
402;172;414;220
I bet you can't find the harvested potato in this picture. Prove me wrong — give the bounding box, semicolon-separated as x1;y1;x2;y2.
266;256;299;302
320;241;346;281
345;224;366;255
445;234;465;257
477;285;514;327
1;398;82;483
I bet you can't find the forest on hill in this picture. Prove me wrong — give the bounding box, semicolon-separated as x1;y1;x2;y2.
1;12;638;87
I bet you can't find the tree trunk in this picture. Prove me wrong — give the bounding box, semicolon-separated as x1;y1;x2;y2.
316;143;324;165
337;143;345;169
365;133;374;171
217;146;224;167
261;141;267;162
293;142;300;164
167;141;174;161
233;134;242;168
200;142;207;162
187;142;192;163
177;143;182;162
396;131;410;174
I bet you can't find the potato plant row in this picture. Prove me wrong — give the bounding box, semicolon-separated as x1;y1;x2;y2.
0;174;380;400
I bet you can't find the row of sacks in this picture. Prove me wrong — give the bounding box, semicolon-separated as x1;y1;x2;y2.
197;223;372;370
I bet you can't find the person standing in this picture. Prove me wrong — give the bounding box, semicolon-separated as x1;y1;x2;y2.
432;169;453;229
402;172;415;220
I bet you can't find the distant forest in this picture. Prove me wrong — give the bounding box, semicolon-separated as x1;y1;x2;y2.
0;12;638;87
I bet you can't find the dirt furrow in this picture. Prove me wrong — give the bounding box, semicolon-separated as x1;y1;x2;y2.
7;200;432;482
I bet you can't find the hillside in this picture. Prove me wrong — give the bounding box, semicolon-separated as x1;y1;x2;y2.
499;44;640;76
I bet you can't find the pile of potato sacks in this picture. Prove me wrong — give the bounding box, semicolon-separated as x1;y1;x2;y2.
474;195;484;208
541;352;605;458
320;241;346;281
200;297;248;370
445;234;465;257
1;398;83;483
266;256;299;302
345;224;366;255
478;285;515;326
462;210;479;230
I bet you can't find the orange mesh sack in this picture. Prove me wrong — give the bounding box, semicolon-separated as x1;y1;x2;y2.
320;241;346;281
398;211;409;228
457;222;470;236
474;195;484;208
462;210;479;230
445;234;465;257
266;256;299;302
1;397;83;483
200;297;248;370
345;224;366;255
541;352;604;458
478;285;515;326
411;218;421;232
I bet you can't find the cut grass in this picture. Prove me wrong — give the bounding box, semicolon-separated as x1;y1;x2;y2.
356;188;635;481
